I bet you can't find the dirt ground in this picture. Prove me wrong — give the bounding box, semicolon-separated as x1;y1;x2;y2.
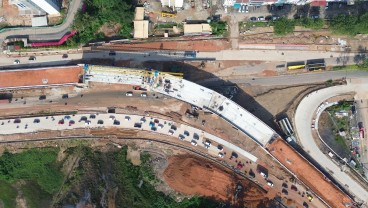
266;138;352;208
163;154;271;207
0;66;83;88
240;26;368;52
0;0;31;26
99;39;230;52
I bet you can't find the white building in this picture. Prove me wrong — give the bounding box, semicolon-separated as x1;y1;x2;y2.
10;0;60;16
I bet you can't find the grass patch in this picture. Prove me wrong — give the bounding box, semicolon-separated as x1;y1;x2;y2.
333;65;361;71
0;148;63;194
22;181;52;208
0;180;17;208
154;23;177;29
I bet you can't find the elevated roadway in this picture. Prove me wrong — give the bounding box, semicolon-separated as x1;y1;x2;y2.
295;78;368;204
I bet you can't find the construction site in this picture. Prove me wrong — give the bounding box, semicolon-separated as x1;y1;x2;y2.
0;63;362;208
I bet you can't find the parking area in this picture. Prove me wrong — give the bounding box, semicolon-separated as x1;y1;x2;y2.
0;113;258;162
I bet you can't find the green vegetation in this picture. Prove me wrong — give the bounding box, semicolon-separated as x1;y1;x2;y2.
328;100;353;113
0;23;9;30
0;149;63;194
330;13;368;36
325;79;333;87
155;23;177;29
64;146;219;207
295;18;324;30
22;181;52;208
333;64;361;71
358;58;368;69
71;0;134;44
273;17;324;35
273;17;295;35
210;21;228;36
0;180;17;208
112;147;218;208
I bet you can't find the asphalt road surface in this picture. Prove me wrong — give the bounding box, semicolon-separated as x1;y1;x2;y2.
199;70;368;87
295;78;368;204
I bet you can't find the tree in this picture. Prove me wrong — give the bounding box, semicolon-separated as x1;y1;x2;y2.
273;17;295;35
210;21;227;36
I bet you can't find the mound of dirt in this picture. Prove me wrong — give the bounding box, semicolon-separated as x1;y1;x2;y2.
163;155;270;207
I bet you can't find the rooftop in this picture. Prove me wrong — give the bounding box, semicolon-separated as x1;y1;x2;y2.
0;66;83;89
184;24;212;35
134;20;149;39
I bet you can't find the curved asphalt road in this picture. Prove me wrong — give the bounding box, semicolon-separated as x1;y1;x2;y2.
0;0;82;43
295;78;368;204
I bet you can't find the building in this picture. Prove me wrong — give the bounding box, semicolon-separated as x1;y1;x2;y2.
133;7;149;39
160;0;183;8
183;24;212;36
9;0;60;16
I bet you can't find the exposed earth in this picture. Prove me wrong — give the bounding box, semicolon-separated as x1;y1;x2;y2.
163;154;273;207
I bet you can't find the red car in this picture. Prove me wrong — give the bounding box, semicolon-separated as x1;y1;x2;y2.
58;120;64;125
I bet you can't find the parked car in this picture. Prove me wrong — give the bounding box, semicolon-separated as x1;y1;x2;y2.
250;17;257;21
58;120;65;125
113;120;120;125
62;54;68;58
134;123;142;128
217;145;224;151
218;152;224;158
184;130;190;136
204;140;211;147
89;114;96;119
168;130;174;135
258;16;265;21
291;185;298;191
141;92;147;97
64;115;71;120
178;134;185;140
29;56;36;61
272;15;280;21
109;51;116;56
265;15;272;21
267;181;274;187
282;182;288;189
191;140;198;146
13;60;20;64
282;189;288;195
249;169;256;178
69;120;75;126
193;133;199;140
97;120;104;124
33;118;40;123
125;92;133;96
125;116;131;121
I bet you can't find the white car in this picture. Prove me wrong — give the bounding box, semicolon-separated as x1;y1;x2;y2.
260;172;267;178
13;60;20;64
125;92;133;96
267;181;274;187
191;140;197;146
204;140;211;147
141;93;147;97
218;152;224;158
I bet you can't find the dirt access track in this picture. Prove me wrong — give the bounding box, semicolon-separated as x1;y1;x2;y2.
98;39;230;52
0;66;83;89
164;154;272;207
267;138;352;208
